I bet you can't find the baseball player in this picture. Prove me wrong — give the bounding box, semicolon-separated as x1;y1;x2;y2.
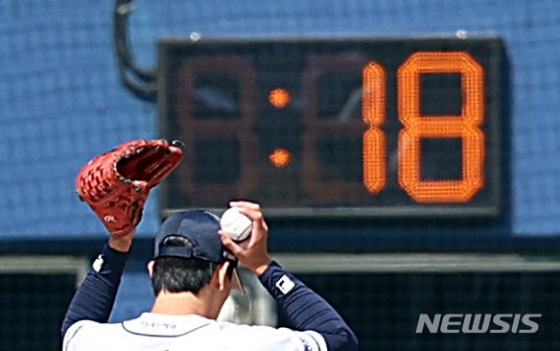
61;200;359;351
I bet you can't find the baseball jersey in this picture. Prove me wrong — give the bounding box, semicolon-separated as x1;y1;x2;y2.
63;312;328;351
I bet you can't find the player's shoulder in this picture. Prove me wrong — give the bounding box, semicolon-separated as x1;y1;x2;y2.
64;319;120;336
63;319;100;340
62;320;104;351
214;321;328;351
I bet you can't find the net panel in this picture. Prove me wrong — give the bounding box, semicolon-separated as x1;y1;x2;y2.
0;0;558;236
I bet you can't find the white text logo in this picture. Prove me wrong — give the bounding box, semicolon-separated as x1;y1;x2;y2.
416;313;541;334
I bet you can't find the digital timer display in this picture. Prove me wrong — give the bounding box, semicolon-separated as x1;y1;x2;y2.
158;36;505;218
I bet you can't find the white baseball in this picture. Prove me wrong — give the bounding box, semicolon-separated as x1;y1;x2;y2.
220;207;253;241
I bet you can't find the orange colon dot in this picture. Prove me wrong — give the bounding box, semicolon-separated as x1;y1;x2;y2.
269;148;291;168
268;88;290;108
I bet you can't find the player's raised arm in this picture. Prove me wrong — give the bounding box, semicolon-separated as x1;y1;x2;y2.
60;230;136;338
60;139;183;340
220;201;359;351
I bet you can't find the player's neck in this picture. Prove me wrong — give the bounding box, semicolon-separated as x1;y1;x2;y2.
150;289;219;319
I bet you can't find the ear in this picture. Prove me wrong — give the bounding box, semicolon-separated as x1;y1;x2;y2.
215;261;233;291
147;260;155;277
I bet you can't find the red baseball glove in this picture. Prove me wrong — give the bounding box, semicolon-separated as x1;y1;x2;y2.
76;139;184;236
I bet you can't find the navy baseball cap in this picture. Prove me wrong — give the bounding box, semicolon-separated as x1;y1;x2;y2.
153;210;244;293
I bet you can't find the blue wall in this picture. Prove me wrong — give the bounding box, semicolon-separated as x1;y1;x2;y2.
0;0;559;240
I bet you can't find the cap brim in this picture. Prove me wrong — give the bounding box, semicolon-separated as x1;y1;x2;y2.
232;268;245;295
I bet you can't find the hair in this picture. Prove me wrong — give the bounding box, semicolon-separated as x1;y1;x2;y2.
150;235;234;296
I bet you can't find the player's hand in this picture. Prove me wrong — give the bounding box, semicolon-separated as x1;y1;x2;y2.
108;228;137;252
219;201;273;276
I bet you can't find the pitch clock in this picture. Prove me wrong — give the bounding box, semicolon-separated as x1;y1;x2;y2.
158;36;505;219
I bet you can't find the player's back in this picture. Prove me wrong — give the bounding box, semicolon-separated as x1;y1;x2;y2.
63;313;322;351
